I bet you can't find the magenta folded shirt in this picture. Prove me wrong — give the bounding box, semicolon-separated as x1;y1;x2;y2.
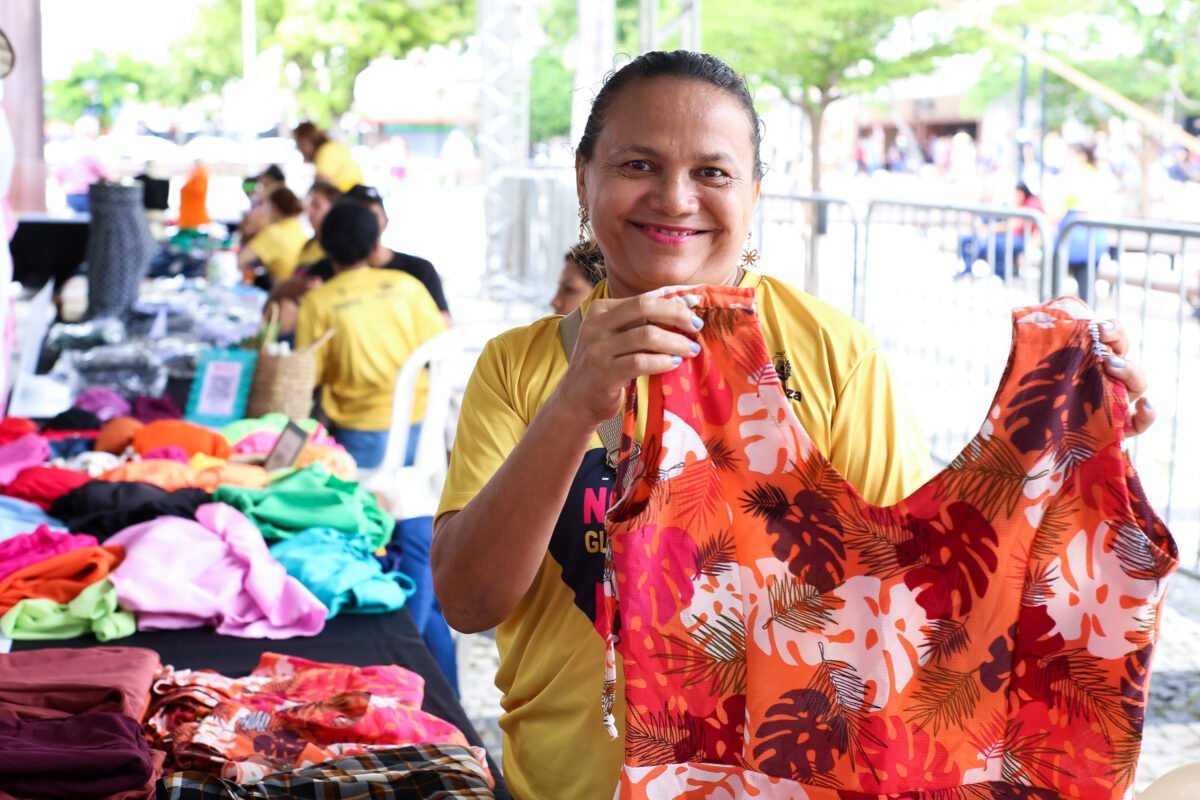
106;503;327;639
0;526;98;582
0;435;52;486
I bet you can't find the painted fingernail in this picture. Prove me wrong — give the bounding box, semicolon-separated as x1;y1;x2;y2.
691;314;704;330
1101;320;1116;332
1143;397;1152;410
1109;356;1126;369
671;355;682;365
690;340;701;355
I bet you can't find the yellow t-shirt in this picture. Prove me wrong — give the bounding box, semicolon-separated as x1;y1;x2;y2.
295;267;445;431
314;141;364;192
297;237;324;269
436;272;932;800
249;216;308;283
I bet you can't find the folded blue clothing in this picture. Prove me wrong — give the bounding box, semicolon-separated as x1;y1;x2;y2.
269;528;415;618
0;497;66;543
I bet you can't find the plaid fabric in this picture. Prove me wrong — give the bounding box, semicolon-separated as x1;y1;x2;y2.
156;744;494;799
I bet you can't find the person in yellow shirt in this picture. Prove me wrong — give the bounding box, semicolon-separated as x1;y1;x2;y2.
293;121;364;192
239;187;308;286
295;201;445;471
296;180;341;268
430;51;1153;800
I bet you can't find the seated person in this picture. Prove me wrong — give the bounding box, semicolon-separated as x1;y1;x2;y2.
306;184;452;324
239;187;307;287
237;165;286;241
297;181;341;267
957;182;1045;279
267;181;342;338
295;201;446;471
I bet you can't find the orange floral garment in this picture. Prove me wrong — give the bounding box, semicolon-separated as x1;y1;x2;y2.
599;288;1177;799
145;652;486;784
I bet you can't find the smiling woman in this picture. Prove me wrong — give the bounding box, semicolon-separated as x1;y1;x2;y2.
433;49;1159;800
427;50;939;800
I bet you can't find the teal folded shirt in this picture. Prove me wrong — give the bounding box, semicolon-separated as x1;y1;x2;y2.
214;464;395;549
269;528;415;618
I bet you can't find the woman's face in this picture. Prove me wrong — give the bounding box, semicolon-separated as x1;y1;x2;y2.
550;259;592;315
307;192;333;233
295;136;316;162
577;77;760;298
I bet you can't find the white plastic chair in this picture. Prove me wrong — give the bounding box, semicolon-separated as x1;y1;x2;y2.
359;323;508;518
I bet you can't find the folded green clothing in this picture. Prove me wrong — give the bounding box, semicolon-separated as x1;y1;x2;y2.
213;464;395;549
270;528;415;618
0;579;136;641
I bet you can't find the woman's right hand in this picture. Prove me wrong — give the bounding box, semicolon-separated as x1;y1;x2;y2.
552;293;704;428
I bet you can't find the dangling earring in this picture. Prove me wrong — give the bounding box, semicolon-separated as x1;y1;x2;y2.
577;206;598;254
739;232;759;268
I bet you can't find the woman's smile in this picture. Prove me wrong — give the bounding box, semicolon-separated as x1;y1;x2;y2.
631;221;707;244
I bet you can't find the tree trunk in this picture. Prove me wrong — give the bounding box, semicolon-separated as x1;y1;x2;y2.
805;100;826;295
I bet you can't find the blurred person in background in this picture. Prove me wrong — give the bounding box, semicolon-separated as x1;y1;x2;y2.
956;182;1045;280
550;247;605;316
267;181;343;339
239;186;307;287
1052;142;1109;303
306;184;451;324
293;121;363;192
297;180;341;266
238;164;286;241
55;116;110;213
296;201;446;470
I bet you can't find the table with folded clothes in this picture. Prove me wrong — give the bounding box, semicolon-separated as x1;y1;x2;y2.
0;408;508;799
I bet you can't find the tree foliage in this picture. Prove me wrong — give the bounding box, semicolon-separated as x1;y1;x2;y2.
964;0;1198;128
529;51;574;144
132;0;474;126
46;52;165;127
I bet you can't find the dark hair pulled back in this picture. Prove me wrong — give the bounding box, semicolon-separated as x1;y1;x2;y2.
576;50;765;181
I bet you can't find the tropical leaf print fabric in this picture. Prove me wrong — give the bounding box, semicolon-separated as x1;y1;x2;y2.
599;288;1176;799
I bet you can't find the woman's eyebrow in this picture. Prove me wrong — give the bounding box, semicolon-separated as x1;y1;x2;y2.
612;145;734;163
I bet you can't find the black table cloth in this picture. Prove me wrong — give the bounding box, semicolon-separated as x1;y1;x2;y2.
11;609;509;799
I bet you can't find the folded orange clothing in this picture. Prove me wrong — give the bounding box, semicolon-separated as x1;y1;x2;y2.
0;544;125;615
132;420;232;459
96;416;145;455
99;460;269;492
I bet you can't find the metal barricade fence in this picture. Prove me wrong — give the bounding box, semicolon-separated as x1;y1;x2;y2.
1054;217;1200;565
856;200;1055;489
754;193;860;316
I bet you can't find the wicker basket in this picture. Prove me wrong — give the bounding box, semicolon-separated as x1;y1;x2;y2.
245;305;334;420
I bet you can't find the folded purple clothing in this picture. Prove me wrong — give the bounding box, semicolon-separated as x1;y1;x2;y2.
0;712;154;797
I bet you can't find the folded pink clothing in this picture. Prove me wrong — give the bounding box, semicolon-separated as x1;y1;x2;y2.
0;436;51;486
0;526;98;583
106;503;327;639
139;446;190;464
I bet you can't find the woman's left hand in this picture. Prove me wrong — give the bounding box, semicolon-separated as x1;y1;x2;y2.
1098;319;1156;437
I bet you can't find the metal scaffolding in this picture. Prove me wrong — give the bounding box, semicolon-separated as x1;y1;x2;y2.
476;0;704;296
477;0;537;293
